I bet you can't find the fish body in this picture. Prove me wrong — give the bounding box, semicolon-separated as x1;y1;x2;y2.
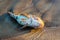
8;12;44;29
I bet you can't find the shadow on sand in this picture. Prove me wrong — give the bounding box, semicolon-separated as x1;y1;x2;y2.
0;13;33;39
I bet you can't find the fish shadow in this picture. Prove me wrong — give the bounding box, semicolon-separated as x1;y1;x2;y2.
0;13;33;39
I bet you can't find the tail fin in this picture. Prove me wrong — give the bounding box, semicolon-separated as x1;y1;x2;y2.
8;12;17;19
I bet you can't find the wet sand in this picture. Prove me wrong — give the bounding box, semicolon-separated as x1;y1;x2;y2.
0;0;60;40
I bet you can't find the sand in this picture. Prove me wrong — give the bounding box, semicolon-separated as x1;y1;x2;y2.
0;0;60;40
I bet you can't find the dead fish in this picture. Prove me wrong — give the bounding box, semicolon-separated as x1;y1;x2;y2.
8;12;44;29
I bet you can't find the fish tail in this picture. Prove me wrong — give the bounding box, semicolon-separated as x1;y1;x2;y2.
8;12;17;19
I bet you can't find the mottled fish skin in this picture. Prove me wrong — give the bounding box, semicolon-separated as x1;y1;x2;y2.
8;12;44;28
